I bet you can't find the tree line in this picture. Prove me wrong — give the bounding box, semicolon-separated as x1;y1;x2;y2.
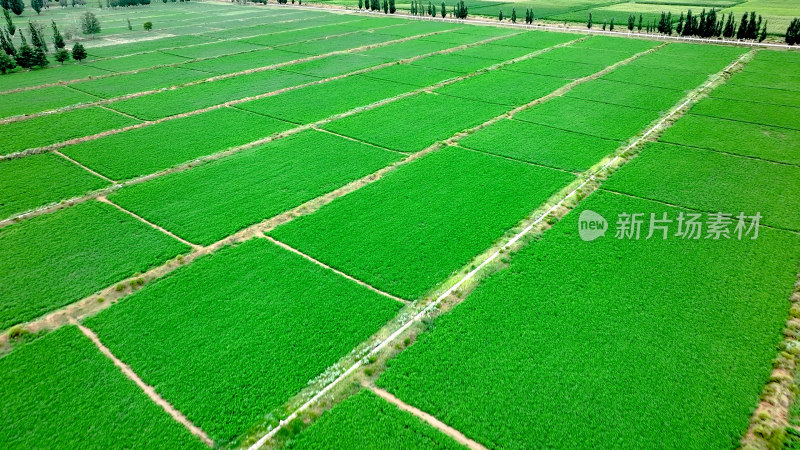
0;11;98;74
407;0;466;19
588;8;800;44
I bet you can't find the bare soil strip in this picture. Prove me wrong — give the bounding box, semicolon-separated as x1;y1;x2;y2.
264;236;409;304
245;48;754;450
71;319;215;447
366;384;487;450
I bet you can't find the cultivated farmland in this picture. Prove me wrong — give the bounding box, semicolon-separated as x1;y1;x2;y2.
1;2;799;449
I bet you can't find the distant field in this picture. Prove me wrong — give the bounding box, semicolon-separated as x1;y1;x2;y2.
1;2;799;449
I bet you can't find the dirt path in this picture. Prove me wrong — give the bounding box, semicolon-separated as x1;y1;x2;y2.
71;319;214;447
366;384;487;450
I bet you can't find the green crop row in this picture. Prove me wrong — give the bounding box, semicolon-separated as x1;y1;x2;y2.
361;63;461;87
0;200;188;330
85;51;190;73
85;238;403;444
566;78;686;111
0;63;111;92
181;48;306;74
437;69;569;107
660;114;800;166
459;118;621;172
271;145;574;300
378;191;800;448
277;30;404;56
237;75;414;125
0;106;139;156
287;390;462;449
62;107;292;181
711;83;800;108
691;97;800;131
515;96;656;140
0;153;109;220
323;92;508;153
70;66;212;99
0;326;204;448
109;130;403;245
0;86;99;120
162;39;268;60
86;35;216;59
107;69;316;120
604;142;800;231
281;53;390;78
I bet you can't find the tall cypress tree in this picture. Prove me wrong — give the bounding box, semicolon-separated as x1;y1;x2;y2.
28;21;46;52
737;13;748;38
51;20;65;49
759;20;767;41
637;13;642;31
587;12;592;29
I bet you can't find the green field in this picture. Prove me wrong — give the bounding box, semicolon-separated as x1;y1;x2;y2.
271;146;575;299
377;191;800;448
109;130;403;245
287;390;462;449
0;326;204;448
1;2;799;448
0;200;188;329
86;239;403;444
0;152;109;220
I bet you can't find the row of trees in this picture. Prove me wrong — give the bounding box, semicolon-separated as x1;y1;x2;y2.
787;18;800;45
589;9;775;42
0;12;93;74
359;0;393;13
407;0;466;19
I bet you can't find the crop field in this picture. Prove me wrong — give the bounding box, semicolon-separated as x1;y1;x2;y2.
286;390;462;449
85;239;403;444
2;1;800;449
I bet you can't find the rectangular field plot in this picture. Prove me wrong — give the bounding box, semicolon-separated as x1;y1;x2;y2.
85;35;217;59
287;390;462;449
0;86;98;119
565;79;685;111
85;239;403;444
727;70;800;92
278;31;402;55
358;38;456;60
0;64;112;92
0;326;204;449
372;20;462;37
411;52;502;73
70;66;211;99
237;75;413;124
481;30;578;49
107;70;316;120
324;92;508;153
270;146;575;300
660;114;800;166
505;56;606;79
85;51;190;73
459;118;621;172
435;69;567;107
569;35;659;53
243;21;376;47
603;143;800;231
361;63;461;87
710;83;800;109
601;64;711;91
162;39;267;60
690;98;800;131
62;107;291;181
629;43;745;72
537;46;636;66
282;53;390;78
0;107;140;156
181;48;306;74
418;32;497;45
454;43;547;61
0;153;109;220
515;97;656;140
110;130;402;245
0;200;188;329
377;191;800;449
